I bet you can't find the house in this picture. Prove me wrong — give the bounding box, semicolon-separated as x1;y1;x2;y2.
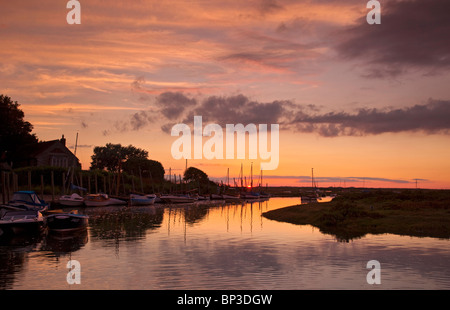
13;135;81;169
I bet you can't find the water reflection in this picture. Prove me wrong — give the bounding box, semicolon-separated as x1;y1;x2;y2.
0;198;449;289
86;205;164;241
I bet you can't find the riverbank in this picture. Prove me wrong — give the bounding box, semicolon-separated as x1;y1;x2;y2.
263;189;450;241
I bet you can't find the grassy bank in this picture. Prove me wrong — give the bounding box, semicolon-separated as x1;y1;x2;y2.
263;189;450;241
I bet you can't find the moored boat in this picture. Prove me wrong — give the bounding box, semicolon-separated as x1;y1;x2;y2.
160;194;195;204
83;194;110;207
58;193;84;206
221;194;241;201
0;209;45;236
240;192;261;200
6;191;49;212
46;210;88;233
130;194;156;206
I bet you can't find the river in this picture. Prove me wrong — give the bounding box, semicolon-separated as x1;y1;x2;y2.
1;197;449;290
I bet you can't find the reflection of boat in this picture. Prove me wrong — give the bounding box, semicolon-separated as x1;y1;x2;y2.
160;194;195;204
46;210;88;233
84;194;110;207
130;194;155;206
59;193;84;206
44;229;88;254
0;209;45;236
6;191;49;211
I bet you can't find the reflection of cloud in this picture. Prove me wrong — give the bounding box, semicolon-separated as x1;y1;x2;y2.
335;0;450;78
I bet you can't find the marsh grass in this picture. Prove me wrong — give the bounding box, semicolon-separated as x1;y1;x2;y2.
263;189;450;242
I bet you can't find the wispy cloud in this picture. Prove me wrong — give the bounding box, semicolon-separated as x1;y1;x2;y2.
335;0;450;78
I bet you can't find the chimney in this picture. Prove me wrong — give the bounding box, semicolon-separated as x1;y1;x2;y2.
60;134;66;146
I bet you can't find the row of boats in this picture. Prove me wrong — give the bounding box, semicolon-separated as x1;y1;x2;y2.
0;190;271;237
0;191;88;237
59;191;271;207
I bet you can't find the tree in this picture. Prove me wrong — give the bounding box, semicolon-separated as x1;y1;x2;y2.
90;143;148;172
122;157;165;181
184;167;209;184
0;95;38;162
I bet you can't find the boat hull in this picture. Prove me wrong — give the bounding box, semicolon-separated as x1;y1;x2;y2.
47;214;88;233
0;210;45;236
130;195;156;206
160;195;195;204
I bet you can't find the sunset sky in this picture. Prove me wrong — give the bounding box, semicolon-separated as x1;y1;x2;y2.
1;0;450;188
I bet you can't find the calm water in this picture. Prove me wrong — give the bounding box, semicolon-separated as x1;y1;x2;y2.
1;197;449;290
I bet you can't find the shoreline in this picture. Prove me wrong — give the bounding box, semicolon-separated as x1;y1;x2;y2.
262;189;450;242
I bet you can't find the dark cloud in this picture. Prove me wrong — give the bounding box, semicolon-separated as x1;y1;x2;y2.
156;92;289;133
119;91;450;138
155;92;197;120
290;99;450;137
335;0;450;78
190;94;286;124
130;111;152;131
258;0;284;15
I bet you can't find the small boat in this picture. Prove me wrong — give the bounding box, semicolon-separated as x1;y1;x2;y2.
0;209;45;236
159;194;195;204
210;194;224;200
107;196;127;205
259;192;271;199
196;195;210;201
84;194;110;207
58;193;84;206
240;192;261;200
300;195;318;204
46;210;88;233
221;194;241;201
6;191;49;211
130;194;155;206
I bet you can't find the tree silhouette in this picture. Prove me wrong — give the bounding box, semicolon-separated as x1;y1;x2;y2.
0;95;38;163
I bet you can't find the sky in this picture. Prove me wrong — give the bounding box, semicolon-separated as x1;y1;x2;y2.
1;0;450;189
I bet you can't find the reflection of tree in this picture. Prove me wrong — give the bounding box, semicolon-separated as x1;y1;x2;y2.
0;234;43;289
87;207;164;242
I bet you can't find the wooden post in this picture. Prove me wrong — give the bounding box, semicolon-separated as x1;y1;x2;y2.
139;167;143;193
62;173;66;195
108;174;111;195
6;172;11;202
51;171;55;202
28;170;32;191
79;172;83;195
1;171;5;205
40;174;44;199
